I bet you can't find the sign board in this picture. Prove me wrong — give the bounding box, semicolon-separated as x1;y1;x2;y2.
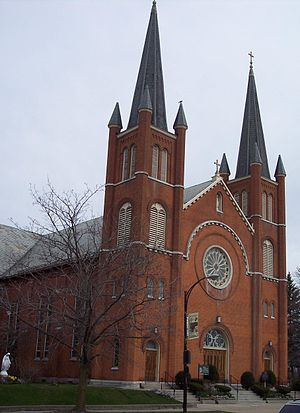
198;364;209;375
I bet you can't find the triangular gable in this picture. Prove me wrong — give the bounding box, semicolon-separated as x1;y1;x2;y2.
183;177;254;234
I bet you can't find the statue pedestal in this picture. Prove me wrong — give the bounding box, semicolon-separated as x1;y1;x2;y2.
0;371;8;377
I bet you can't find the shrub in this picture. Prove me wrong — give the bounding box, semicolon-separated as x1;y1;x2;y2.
252;383;270;398
292;379;300;391
175;370;191;389
276;385;291;396
240;371;255;390
207;364;219;382
189;381;205;395
215;384;231;394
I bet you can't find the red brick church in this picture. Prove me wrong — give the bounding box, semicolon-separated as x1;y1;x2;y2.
0;2;287;384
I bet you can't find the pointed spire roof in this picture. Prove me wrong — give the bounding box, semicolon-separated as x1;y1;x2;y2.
108;102;122;128
220;153;230;175
127;1;168;131
235;55;270;179
274;154;286;177
139;85;152;111
173;102;188;129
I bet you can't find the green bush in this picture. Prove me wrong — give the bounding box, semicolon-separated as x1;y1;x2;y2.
189;381;205;395
252;383;270;398
275;385;291;396
292;379;300;391
207;364;219;382
240;371;255;390
214;384;231;394
175;371;191;389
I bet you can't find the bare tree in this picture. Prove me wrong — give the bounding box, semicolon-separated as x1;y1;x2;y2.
0;183;165;412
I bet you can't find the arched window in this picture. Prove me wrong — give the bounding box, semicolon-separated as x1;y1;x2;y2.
262;192;267;219
160;149;168;182
216;192;223;212
122;148;129;181
158;280;164;300
270;302;275;319
263;301;268;318
149;203;166;249
151;145;159;179
147;278;154;298
234;192;240;205
112;338;120;368
203;329;226;349
129;144;136;178
117;202;132;247
263;240;274;277
268;194;273;222
241;191;248;216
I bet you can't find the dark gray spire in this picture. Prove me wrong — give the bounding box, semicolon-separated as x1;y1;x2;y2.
127;1;167;131
235;63;271;179
274;155;286;177
173;102;188;129
220;153;230;175
250;142;263;165
108;102;122;128
139;85;152;111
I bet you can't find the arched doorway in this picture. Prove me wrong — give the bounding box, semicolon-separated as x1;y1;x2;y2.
145;340;159;381
203;329;228;381
263;350;273;371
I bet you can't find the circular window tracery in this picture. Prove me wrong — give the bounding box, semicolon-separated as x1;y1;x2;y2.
204;329;226;349
203;246;232;289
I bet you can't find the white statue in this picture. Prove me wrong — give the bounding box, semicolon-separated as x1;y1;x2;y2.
0;353;11;376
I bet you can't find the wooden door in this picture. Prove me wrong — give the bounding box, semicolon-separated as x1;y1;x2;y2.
145;350;157;381
203;349;226;380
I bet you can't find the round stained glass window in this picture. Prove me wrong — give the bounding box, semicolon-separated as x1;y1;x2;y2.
203;246;232;289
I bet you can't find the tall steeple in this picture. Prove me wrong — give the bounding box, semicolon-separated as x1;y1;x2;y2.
235;53;270;179
127;1;168;131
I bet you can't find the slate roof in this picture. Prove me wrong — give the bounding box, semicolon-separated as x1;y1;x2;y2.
0;217;102;278
274;155;286;177
235;64;270;179
184;180;213;204
127;1;168;131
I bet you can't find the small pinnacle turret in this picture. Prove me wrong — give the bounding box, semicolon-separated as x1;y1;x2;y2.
250;142;263;165
173;102;188;129
108;102;122;129
139;85;153;112
235;56;270;179
127;1;167;131
275;155;286;177
220;153;230;175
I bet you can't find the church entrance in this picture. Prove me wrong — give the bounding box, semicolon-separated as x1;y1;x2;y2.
263;351;273;371
145;340;159;381
203;329;228;381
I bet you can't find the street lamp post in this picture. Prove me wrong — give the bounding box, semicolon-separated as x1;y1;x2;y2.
182;274;218;413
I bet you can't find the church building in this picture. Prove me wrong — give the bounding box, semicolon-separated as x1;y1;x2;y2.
0;1;287;385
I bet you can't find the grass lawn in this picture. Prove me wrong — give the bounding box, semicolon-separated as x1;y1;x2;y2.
0;383;180;406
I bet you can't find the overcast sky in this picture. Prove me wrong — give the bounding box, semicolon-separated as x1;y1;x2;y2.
0;0;299;273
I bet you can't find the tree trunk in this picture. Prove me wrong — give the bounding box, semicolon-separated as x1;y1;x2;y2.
73;361;89;412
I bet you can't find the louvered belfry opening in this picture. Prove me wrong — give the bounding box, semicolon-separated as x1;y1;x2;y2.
117;203;132;247
263;239;274;277
149;203;166;249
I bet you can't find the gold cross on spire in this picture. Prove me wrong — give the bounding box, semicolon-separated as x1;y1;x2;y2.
248;51;254;68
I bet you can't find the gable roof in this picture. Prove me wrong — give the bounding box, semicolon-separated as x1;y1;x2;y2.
184;178;254;234
0;217;103;278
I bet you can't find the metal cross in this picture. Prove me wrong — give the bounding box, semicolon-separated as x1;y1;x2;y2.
248;51;254;67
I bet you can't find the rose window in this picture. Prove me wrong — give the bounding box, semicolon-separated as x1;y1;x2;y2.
203;246;232;289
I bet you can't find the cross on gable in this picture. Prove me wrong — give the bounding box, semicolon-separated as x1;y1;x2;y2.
214;159;221;175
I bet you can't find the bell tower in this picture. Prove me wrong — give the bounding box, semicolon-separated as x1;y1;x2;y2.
226;53;287;381
102;1;188;257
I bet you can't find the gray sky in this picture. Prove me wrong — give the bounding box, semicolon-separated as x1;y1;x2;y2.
0;0;299;273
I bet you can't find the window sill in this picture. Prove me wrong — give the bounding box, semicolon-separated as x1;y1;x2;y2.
111;367;119;371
